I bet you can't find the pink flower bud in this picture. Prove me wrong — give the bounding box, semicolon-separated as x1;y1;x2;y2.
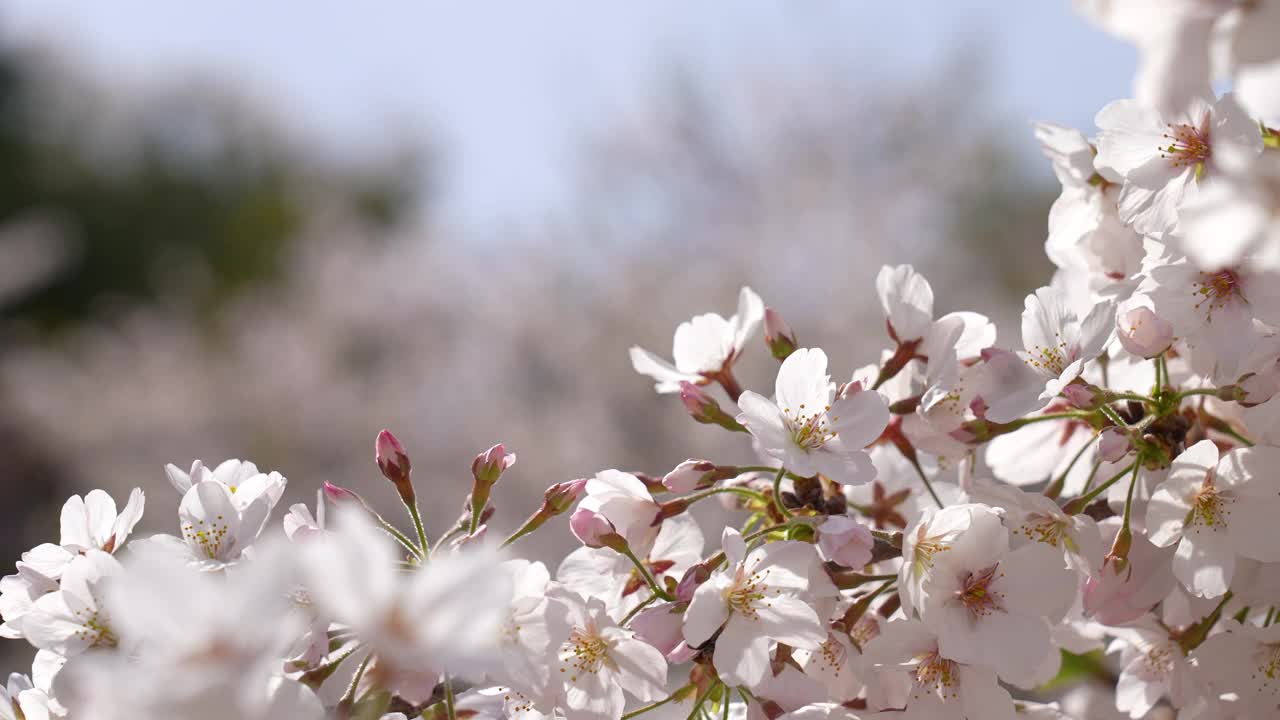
1062;383;1101;410
375;429;414;502
817;515;874;569
1115;298;1173;359
1098;427;1130;463
569;508;619;549
662;459;716;493
678;381;747;432
322;481;362;506
629;604;686;656
764;307;797;361
675;564;710;603
543;478;588;515
472;443;516;489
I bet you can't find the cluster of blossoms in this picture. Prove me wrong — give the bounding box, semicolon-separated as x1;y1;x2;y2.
4;4;1280;719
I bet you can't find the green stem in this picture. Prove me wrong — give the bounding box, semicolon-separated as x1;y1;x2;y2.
620;594;659;627
1216;424;1256;447
1003;411;1093;430
1098;403;1128;430
377;517;424;559
444;673;457;720
1121;461;1141;530
619;545;674;601
1111;392;1155;405
683;486;768;506
340;652;373;705
1065;461;1137;513
685;683;720;720
1265;608;1276;627
1176;388;1221;402
771;467;793;519
621;686;693;720
406;501;431;557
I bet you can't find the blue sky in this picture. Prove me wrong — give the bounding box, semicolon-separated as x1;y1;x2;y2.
1;1;1136;225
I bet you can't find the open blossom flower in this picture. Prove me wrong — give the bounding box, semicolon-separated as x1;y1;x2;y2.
1036;122;1144;287
139;479;275;570
1191;619;1280;717
1178;153;1280;272
0;672;55;720
299;508;511;701
164;458;287;514
576;470;661;558
1108;619;1196;719
683;528;825;688
21;550;121;656
492;560;570;708
20;488;144;580
0;564;57;640
1142;251;1280;382
899;503;1001;615
1094;93;1262;236
863;618;1016;720
629;286;764;393
982;285;1114;423
876;264;934;344
1146;440;1280;598
918;507;1076;689
967;481;1104;572
552;592;666;720
737;348;889;484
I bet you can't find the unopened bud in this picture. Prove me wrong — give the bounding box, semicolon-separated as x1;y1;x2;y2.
1235;363;1280;407
569;508;626;551
1098;427;1131;463
675;564;710;603
1063;383;1105;410
817;515;874;569
662;459;717;493
1115;298;1173;359
1104;525;1133;573
543;478;588;516
322;481;362;506
679;381;747;433
472;443;516;489
375;429;415;504
764;307;797;361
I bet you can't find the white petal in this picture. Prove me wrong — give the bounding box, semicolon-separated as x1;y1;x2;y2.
682;576;731;647
628;346;696;392
1173;534;1234;598
754;594;824;649
775;349;832;416
713;619;772;688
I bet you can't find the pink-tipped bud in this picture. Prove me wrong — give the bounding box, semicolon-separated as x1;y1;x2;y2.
1062;383;1104;410
543;478;589;516
817;515;875;569
1115;298;1173;359
1236;362;1280;407
323;481;362;506
764;307;797;361
472;443;516;489
1098;427;1130;463
569;508;623;550
662;459;717;493
678;381;747;433
376;429;415;503
675;563;710;603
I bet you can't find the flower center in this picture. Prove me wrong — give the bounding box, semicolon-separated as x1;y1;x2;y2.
953;564;1005;620
783;403;838;450
849;615;880;651
1160;122;1211;170
814;634;848;677
73;609;118;649
1252;642;1280;687
1187;478;1233;531
913;649;959;698
182;515;231;560
726;566;774;620
911;534;949;577
1018;513;1068;548
1193;269;1244;321
1026;334;1070;376
1142;643;1176;679
562;628;611;681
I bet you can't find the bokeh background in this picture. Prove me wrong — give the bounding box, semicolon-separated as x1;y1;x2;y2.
0;3;1136;577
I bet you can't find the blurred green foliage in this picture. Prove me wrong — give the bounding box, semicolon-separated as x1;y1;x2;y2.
0;47;417;332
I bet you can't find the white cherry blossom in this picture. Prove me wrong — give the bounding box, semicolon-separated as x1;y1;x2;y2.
682;528;826;688
20;488;144;580
553;592;666;720
1146;440;1280;597
629;286;764;393
737;348;889;484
